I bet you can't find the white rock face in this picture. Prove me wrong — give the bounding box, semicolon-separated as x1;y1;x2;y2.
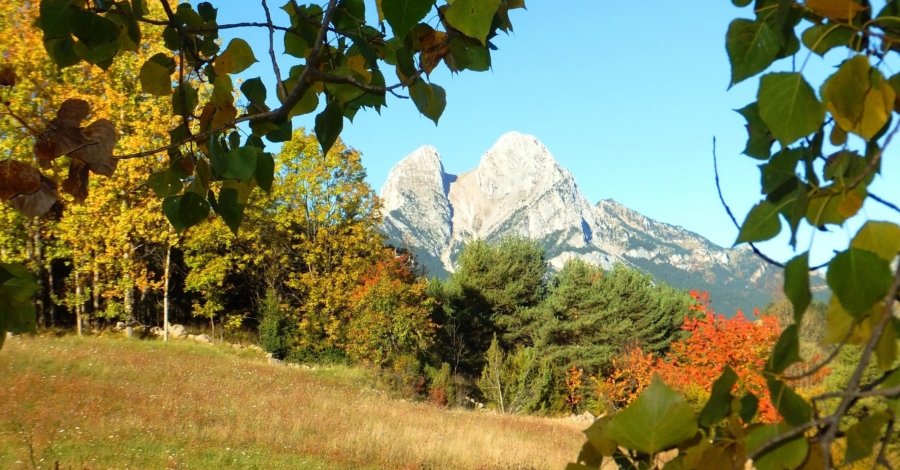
380;132;788;313
381;145;453;266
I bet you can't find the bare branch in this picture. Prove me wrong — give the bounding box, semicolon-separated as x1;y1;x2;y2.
870;191;900;215
712;137;785;268
261;0;286;99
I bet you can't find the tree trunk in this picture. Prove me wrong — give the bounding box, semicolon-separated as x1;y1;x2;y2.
163;245;170;342
29;222;47;328
74;270;82;337
210;316;215;343
46;261;56;328
123;244;135;327
92;257;100;312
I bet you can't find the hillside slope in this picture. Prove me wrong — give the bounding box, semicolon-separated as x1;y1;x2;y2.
0;336;583;469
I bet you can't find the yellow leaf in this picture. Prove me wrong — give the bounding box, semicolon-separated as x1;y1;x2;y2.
851;221;900;261
806;0;866;20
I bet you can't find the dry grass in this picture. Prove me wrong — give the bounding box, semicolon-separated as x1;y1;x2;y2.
0;335;585;469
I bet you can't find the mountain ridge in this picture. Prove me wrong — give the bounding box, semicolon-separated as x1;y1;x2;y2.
380;131;782;314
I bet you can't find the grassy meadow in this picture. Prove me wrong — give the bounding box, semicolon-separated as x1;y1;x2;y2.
0;335;585;469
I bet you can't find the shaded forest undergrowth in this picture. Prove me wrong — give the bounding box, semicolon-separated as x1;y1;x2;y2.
0;335;584;469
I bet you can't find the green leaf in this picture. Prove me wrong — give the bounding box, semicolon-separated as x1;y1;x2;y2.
173;84;198;116
746;423;809;470
383;0;434;40
698;366;738;428
760;148;802;194
801;23;855;56
827;248;892;318
767;325;801;374
315;101;344;156
69;9;122;65
767;378;811;426
822;55;895;140
445;0;501;45
208;134;227;177
582;416;617;457
409;80;446;124
784;253;811;324
140;53;175;96
851;221;900;262
131;0;149;16
876;323;897;370
241;77;267;105
197;2;217;22
284;32;310;58
179;192;211;229
222;146;258;182
758;72;825;146
843;412;889;464
739;393;759;422
43;37;80;68
217;187;245;234
40;0;77;38
148;169;182;198
735;200;782;244
255;152;275;193
726;19;780;85
214;38;257;75
607;376;698;455
736;102;775;159
0;263;39;303
162;195;186;232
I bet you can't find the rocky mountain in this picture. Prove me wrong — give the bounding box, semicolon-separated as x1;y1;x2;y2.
380;131;784;314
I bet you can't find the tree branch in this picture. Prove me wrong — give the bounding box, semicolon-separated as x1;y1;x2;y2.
118;0;340;160
743;417;830;466
260;0;286;99
819;260;900;467
870;191;900;215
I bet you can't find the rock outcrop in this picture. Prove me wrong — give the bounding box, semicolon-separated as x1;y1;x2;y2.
380;132;786;313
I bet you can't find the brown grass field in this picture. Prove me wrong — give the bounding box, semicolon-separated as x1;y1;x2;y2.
0;335;585;469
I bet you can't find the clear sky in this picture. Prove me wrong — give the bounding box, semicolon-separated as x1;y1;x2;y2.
217;1;900;266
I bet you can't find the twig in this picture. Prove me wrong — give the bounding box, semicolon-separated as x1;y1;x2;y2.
136;16;291;32
742;416;830;467
870;191;900;214
820;260;900;467
260;0;286;99
783;329;852;381
874;418;896;469
712;137;832;271
712;137;786;268
118;0;341;160
847;119;900;191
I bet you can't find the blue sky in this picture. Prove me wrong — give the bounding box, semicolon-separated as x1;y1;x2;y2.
218;1;900;266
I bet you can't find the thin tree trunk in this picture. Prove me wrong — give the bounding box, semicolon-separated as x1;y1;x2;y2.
92;257;100;312
163;246;170;342
46;262;55;328
123;243;135;326
210;316;215;343
74;270;82;337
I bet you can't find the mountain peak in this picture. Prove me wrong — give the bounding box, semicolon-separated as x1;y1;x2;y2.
381;133;785;314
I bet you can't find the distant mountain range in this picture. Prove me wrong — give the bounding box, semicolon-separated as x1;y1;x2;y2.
380;131;790;314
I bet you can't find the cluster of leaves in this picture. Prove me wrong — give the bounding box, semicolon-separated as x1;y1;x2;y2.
572;0;900;468
2;0;524;234
596;291;791;424
345;250;436;367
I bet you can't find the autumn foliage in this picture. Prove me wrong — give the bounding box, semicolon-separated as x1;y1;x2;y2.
597;291;783;422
